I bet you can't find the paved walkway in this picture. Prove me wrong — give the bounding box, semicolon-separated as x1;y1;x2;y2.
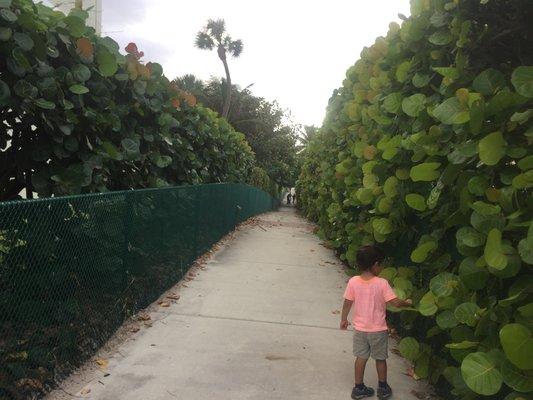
48;207;430;400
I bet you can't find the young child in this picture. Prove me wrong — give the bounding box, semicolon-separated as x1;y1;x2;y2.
340;245;412;399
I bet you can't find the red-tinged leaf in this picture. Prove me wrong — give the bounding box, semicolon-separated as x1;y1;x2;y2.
125;42;138;54
181;91;197;107
76;37;93;59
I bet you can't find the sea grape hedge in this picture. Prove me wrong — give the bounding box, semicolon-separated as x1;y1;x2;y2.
298;0;532;398
0;0;267;202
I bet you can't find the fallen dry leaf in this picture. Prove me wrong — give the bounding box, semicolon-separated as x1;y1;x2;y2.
159;301;170;307
80;387;91;395
16;378;43;391
331;310;340;314
138;313;151;321
95;359;108;369
310;249;315;252
130;326;140;333
167;294;180;300
405;367;420;380
144;322;153;328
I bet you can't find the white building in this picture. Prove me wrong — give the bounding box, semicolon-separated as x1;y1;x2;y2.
51;0;102;35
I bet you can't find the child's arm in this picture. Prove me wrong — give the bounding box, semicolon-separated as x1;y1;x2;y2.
387;298;413;308
340;298;353;330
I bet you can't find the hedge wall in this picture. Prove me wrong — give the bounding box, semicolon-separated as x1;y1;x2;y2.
0;0;260;201
298;0;532;398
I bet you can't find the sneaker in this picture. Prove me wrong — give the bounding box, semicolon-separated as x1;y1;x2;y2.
377;383;392;399
351;385;375;399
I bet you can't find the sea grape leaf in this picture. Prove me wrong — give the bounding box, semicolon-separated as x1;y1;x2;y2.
501;359;533;393
399;337;420;362
456;227;484;248
445;341;479;349
411;241;437;263
35;98;55;109
470;201;501;216
0;8;17;22
511;66;533;98
518;235;533;265
499;323;533;370
383;92;402;114
419;291;438;316
437;310;459;329
484;229;507;270
433;97;469;124
433;67;459;79
69;84;89;94
72;64;91;82
97;48;118;77
473;68;506;95
412;73;431;88
478;131;506;166
383;176;399;197
402;93;426;117
461;352;502;395
372;218;393;235
429;30;453;45
410;162;441;182
405;193;426;211
459;257;489;290
101;141;122;160
396;61;411;83
430;272;459;297
454;302;481;327
13;32;34;51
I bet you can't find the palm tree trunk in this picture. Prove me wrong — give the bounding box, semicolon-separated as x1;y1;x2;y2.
221;58;232;119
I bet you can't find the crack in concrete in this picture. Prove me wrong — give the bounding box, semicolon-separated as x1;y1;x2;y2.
167;312;341;331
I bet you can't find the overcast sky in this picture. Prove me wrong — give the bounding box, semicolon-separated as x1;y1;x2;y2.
98;1;411;127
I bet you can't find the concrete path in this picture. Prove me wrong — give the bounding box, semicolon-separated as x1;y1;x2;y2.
47;207;431;400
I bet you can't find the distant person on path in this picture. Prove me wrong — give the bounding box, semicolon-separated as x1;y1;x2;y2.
340;245;412;399
292;193;296;204
286;192;292;205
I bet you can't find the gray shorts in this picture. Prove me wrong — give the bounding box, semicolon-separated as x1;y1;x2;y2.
353;330;389;360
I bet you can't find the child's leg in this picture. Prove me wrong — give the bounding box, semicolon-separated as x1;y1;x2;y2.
354;357;368;385
352;330;371;385
376;359;387;383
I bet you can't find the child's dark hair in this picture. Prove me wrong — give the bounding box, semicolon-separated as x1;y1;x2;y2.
356;245;384;270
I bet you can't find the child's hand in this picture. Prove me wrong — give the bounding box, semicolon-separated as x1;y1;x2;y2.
340;319;349;330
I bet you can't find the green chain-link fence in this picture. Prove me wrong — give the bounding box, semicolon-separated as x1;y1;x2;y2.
0;183;278;399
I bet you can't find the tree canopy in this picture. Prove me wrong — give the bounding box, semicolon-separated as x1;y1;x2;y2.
0;2;264;201
174;75;301;187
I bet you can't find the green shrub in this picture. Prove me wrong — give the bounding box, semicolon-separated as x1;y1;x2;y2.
298;0;532;398
0;0;255;201
247;166;280;198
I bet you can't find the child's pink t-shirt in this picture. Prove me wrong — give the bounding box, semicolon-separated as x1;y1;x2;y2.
343;276;397;332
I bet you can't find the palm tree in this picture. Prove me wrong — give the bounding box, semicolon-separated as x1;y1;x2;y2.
301;125;318;146
195;19;243;119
